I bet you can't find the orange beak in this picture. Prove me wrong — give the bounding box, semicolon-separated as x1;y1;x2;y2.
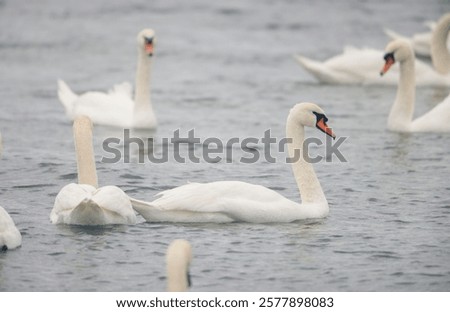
145;42;154;56
316;118;336;139
380;56;395;76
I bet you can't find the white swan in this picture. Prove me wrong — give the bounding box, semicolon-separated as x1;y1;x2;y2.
380;39;450;132
51;116;137;225
166;239;192;292
384;14;450;61
130;102;335;223
57;29;157;129
0;206;22;251
295;15;450;86
294;46;450;86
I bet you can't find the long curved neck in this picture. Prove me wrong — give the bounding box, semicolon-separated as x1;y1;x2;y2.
134;51;152;112
286;113;326;204
388;57;415;132
431;14;450;74
73;119;98;188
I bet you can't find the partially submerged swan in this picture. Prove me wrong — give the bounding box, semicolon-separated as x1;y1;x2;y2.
0;206;22;251
57;29;157;129
50;116;136;225
380;39;450;132
166;239;192;292
130;102;335;223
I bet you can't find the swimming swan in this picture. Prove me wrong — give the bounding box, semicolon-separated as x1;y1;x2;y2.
0;206;22;251
130;102;336;223
294;48;450;86
50;116;136;225
380;39;450;132
295;15;450;86
57;29;157;129
166;239;192;291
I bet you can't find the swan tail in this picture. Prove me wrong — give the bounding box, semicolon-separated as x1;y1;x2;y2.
57;79;77;117
383;28;406;41
70;198;105;225
294;54;340;84
129;197;160;215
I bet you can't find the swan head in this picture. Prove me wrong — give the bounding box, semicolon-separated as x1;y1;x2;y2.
380;39;413;75
137;29;156;57
292;102;336;139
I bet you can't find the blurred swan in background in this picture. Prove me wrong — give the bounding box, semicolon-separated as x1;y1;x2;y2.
294;46;450;86
0;206;22;251
384;22;439;58
51;116;136;225
380;39;450;132
57;29;157;129
295;13;450;85
166;239;192;292
130;102;335;223
384;13;450;62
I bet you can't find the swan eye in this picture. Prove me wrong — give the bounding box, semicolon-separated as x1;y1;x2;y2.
312;111;327;122
383;52;395;62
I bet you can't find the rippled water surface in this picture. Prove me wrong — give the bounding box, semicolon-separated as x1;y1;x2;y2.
1;0;450;291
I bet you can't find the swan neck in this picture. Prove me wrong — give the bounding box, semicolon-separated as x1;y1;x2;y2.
431;14;450;74
166;252;190;291
286;113;326;204
134;51;152;111
388;57;415;131
74;122;98;188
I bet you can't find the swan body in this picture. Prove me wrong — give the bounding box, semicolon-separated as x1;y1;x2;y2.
130;102;335;223
51;116;136;225
166;239;192;292
0;206;22;251
294;46;450;86
58;29;157;129
381;39;450;132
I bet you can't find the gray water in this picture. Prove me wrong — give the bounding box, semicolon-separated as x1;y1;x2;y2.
1;0;450;292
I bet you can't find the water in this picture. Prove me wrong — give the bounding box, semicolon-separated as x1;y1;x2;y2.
1;0;450;291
